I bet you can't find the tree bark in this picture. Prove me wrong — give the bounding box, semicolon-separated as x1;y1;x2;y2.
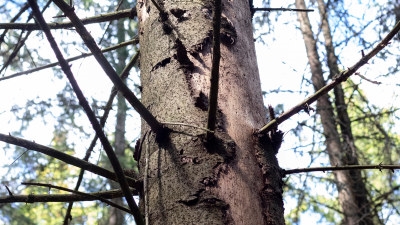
137;0;284;224
296;0;373;224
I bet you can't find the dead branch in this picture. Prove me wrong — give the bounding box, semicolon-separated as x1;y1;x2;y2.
0;187;131;205
52;0;164;138
21;182;131;214
257;20;400;134
284;163;400;175
0;8;136;31
0;133;138;189
35;0;141;221
0;38;138;81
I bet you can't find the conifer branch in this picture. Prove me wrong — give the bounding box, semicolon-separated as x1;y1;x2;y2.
63;52;140;224
21;182;132;213
0;133;138;188
0;187;134;205
51;0;164;136
28;1;142;222
0;38;138;81
253;7;314;13
257;19;400;134
284;163;400;175
0;8;136;30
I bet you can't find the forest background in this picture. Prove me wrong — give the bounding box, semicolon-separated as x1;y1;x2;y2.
0;0;400;224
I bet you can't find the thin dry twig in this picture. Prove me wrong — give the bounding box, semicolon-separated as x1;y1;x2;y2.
28;1;142;222
257;20;400;134
254;7;314;12
0;38;138;81
0;133;138;188
63;51;140;223
22;182;131;213
0;187;132;204
0;8;136;30
0;1;52;75
284;163;400;175
52;0;164;137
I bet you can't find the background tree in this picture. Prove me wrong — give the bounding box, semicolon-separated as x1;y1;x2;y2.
295;0;373;223
0;0;399;224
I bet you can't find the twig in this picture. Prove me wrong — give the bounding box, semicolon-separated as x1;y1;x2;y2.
0;188;132;203
63;52;140;224
355;72;381;85
22;182;131;213
150;0;167;16
5;185;13;196
162;122;214;133
0;8;136;30
206;0;222;139
52;0;164;137
0;3;29;43
28;1;142;222
257;19;400;134
253;7;314;12
0;1;52;75
0;38;138;82
284;163;400;175
0;133;138;188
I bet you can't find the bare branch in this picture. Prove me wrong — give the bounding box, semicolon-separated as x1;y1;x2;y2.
0;38;138;81
284;163;400;175
28;0;141;221
52;0;164;138
257;20;400;134
0;8;136;31
0;187;132;204
22;182;131;214
0;133;138;188
63;51;140;223
0;1;52;75
0;3;29;43
253;7;314;12
206;0;222;139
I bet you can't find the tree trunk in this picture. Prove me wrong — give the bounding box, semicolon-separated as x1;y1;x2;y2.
137;0;284;224
107;92;127;225
107;8;129;225
296;0;373;224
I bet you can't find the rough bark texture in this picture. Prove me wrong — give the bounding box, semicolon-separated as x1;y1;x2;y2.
297;0;373;224
137;0;284;224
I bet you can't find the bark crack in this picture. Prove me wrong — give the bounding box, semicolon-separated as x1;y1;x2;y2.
174;38;195;70
151;57;171;72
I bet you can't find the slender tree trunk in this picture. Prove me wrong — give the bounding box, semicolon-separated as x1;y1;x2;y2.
107;93;128;225
107;8;129;225
137;0;284;224
317;1;374;224
296;0;373;224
